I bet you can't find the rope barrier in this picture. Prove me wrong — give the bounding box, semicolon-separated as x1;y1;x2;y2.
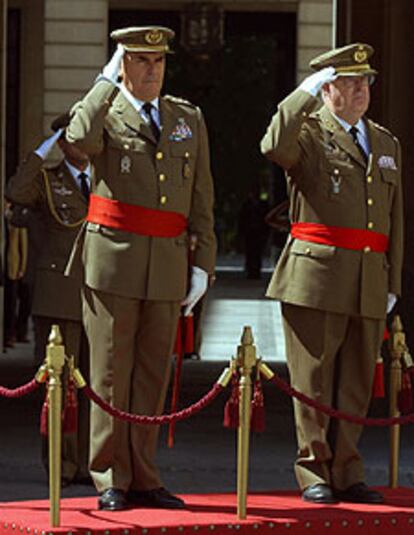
270;373;414;427
0;378;40;398
83;382;224;425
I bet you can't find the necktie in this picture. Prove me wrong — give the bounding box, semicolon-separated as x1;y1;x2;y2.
349;126;367;163
142;102;160;142
78;172;90;201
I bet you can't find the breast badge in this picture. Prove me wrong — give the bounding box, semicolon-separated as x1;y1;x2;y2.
120;154;132;174
377;155;397;170
330;169;342;194
169;118;193;142
51;181;73;196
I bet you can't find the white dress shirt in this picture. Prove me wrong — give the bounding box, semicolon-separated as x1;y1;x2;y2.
64;160;92;193
333;113;370;156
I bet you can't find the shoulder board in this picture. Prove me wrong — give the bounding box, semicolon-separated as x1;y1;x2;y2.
370;120;398;141
164;95;197;109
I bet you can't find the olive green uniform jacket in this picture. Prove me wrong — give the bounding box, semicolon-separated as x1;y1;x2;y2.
261;88;403;319
6;154;90;481
66;80;216;298
6;154;88;319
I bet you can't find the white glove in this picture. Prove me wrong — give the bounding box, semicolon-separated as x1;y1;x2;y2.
387;293;397;314
299;66;337;97
98;44;124;84
181;266;208;317
34;128;63;160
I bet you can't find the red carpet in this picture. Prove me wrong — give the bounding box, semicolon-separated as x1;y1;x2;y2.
1;488;414;534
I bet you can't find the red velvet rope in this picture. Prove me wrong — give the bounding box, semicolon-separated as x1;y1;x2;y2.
83;383;223;424
271;374;414;427
0;378;40;398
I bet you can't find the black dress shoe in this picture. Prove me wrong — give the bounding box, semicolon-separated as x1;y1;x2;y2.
335;482;384;504
302;483;338;504
98;488;129;511
127;487;186;509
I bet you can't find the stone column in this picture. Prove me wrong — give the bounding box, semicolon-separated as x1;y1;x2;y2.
44;0;109;135
297;0;333;82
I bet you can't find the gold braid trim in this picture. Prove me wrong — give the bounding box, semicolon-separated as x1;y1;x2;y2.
41;168;85;228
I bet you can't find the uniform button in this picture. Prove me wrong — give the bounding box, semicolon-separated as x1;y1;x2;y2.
305;247;311;255
156;151;163;160
124;143;130;150
302;111;307;117
364;246;371;253
159;173;166;182
367;198;374;206
333;168;340;175
367;175;373;183
160;195;167;205
51;263;57;269
367;221;374;229
184;151;190;158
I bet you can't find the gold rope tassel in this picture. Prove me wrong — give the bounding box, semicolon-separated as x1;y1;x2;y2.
236;326;258;519
46;325;66;527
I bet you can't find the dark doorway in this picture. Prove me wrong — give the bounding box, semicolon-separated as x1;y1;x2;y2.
6;8;20;181
109;9;296;253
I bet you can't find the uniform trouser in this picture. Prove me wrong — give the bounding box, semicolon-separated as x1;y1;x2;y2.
34;315;90;481
281;303;384;491
82;287;181;493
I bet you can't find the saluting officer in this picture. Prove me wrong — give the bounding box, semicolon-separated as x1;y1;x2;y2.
6;114;91;486
65;26;216;511
261;43;403;504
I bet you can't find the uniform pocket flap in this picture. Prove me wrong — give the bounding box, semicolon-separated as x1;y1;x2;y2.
380;169;397;184
290;239;336;258
170;143;194;158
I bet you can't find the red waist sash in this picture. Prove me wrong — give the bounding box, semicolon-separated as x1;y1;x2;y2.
86;194;187;238
291;222;388;252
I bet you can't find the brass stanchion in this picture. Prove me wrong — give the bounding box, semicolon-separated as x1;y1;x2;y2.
388;315;413;488
236;326;258;519
388;315;403;488
46;325;66;527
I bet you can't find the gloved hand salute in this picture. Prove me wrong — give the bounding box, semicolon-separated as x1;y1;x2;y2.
97;43;124;84
299;66;337;96
34;128;63;160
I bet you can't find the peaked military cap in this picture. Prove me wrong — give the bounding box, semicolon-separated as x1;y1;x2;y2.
51;112;71;132
310;43;377;77
110;26;175;53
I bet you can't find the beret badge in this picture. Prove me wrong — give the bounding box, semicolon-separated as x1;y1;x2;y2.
354;49;367;63
145;29;163;45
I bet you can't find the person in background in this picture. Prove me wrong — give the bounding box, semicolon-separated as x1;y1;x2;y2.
6;114;91;486
238;186;270;279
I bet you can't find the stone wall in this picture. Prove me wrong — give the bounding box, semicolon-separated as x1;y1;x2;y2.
43;0;108;134
41;0;333;130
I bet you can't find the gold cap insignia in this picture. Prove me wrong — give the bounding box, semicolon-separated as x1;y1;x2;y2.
354;49;367;63
145;29;163;45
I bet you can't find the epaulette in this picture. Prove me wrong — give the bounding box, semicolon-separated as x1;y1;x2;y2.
164;94;197;109
370;120;398;141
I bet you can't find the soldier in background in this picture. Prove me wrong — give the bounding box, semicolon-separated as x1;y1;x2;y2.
261;43;403;504
65;26;216;511
6;115;91;486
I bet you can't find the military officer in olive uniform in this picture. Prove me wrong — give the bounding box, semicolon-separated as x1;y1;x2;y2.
261;43;403;504
6;114;91;486
65;26;216;511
